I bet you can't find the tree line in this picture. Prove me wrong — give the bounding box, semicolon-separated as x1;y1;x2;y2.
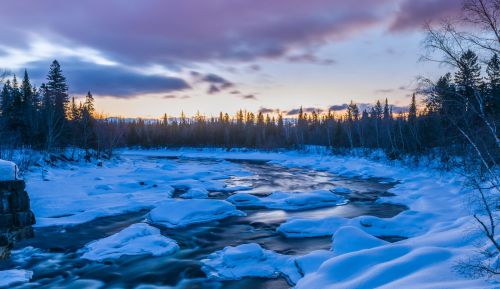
0;56;497;163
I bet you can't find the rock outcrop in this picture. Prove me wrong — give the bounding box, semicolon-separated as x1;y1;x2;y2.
0;168;35;258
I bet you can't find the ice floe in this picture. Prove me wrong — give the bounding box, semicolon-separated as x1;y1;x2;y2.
227;190;347;211
201;243;302;284
80;223;179;261
148;199;245;228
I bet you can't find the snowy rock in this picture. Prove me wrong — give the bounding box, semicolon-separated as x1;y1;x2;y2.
0;269;33;288
201;243;302;284
332;226;387;256
80;223;178;261
227;190;347;211
0;160;17;181
179;187;209;199
148;199;245;228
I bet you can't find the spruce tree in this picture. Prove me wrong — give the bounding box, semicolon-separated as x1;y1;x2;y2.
46;60;69;122
408;93;417;123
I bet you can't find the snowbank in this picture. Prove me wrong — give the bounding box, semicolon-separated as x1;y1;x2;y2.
26;154;251;227
80;223;179;261
277;210;432;238
0;269;32;288
227;190;347;211
332;226;387;256
201;243;301;284
148;199;245;228
0;159;17;181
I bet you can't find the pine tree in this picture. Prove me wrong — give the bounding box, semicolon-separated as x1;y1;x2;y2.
46;60;69;122
486;53;500;114
383;98;390;120
408;93;417;123
455;50;482;91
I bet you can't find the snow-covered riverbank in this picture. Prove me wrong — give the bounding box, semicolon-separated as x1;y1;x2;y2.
2;148;496;288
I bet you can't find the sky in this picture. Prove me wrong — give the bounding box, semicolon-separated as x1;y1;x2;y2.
0;0;461;118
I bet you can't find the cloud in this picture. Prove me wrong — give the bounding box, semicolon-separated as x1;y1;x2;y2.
286;53;336;65
0;0;394;67
374;88;394;94
329;104;348;111
207;84;221;94
286;107;322;115
329;102;409;114
191;71;235;94
26;60;190;98
258;107;276;113
390;0;461;32
242;94;257;100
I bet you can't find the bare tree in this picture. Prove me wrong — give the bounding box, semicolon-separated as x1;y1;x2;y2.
423;0;500;278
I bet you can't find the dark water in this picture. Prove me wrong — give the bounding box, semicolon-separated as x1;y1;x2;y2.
2;157;406;289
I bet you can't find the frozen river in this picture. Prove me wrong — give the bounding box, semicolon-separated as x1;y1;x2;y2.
1;155;406;289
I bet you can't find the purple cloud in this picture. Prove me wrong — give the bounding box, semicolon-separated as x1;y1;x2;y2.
0;0;393;66
25;60;190;97
242;94;257;100
390;0;462;31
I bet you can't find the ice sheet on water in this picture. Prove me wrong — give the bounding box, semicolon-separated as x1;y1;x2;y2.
201;243;302;284
148;199;245;228
227;190;347;211
80;223;179;261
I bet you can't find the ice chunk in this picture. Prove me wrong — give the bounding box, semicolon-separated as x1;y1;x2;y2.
0;159;17;181
201;243;302;284
80;223;179;261
227;190;347;211
148;199;245;228
0;269;32;287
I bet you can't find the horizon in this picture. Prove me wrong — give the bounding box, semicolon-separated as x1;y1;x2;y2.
0;0;459;118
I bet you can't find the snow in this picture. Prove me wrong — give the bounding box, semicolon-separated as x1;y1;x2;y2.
25;155;251;227
179;187;209;199
18;148;498;288
277;210;433;238
0;269;32;288
201;243;302;284
227;190;347;211
148;199;245;228
0;159;17;181
80;223;179;261
295;250;335;275
331;226;387;256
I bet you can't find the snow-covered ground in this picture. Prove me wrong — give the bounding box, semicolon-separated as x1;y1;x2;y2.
0;159;17;181
23;155;251;227
7;147;497;288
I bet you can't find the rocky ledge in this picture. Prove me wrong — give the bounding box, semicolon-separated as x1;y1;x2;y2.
0;179;36;258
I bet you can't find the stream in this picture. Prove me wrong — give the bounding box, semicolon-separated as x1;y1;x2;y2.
1;156;406;289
